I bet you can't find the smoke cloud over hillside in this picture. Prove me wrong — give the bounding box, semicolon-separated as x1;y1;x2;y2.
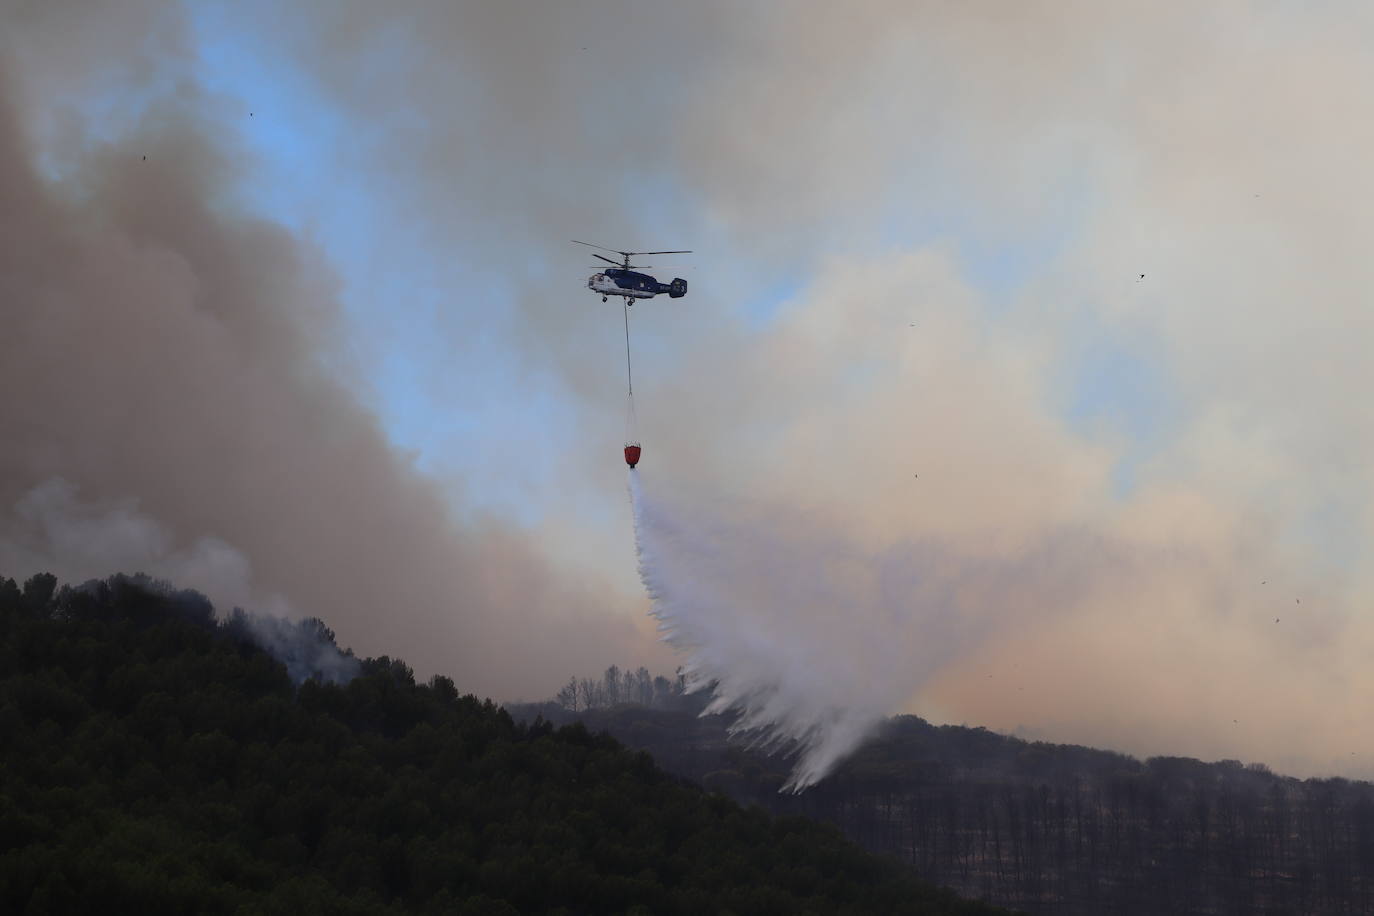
5;0;1374;782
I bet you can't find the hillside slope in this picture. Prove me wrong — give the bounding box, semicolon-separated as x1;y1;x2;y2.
0;573;1008;915
513;698;1374;914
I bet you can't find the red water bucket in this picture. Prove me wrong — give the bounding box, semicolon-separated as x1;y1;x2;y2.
624;444;642;468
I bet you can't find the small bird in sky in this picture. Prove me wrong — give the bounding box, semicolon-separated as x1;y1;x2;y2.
1138;273;1145;280
1276;618;1280;623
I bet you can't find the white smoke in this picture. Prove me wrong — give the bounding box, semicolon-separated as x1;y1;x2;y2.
227;611;361;685
0;478;291;616
0;478;356;683
630;469;938;791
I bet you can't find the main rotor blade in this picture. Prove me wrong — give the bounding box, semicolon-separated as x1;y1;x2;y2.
591;253;620;265
631;249;692;255
572;239;628;256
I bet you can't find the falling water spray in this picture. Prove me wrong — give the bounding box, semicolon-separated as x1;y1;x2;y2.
628;469;899;792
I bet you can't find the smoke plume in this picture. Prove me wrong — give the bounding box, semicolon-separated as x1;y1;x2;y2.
226;610;361;685
0;3;651;700
0;478;359;684
0;478;290;618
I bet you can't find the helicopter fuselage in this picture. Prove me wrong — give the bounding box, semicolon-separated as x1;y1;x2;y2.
588;268;687;302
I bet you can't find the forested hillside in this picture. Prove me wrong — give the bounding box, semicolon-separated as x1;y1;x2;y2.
0;572;1007;915
519;673;1374;915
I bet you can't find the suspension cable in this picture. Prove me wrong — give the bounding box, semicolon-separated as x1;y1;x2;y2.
623;299;634;397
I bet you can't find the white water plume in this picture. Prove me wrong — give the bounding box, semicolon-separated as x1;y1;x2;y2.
629;469;920;792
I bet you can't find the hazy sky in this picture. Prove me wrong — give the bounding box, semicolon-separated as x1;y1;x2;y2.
3;0;1373;779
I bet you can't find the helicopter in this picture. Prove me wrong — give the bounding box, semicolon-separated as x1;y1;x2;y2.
573;240;690;306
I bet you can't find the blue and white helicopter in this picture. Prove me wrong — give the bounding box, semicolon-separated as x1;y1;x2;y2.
574;240;690;306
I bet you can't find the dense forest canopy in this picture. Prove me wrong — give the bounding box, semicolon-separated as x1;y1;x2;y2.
0;572;1006;915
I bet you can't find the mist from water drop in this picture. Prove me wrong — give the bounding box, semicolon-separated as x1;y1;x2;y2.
629;469;913;791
